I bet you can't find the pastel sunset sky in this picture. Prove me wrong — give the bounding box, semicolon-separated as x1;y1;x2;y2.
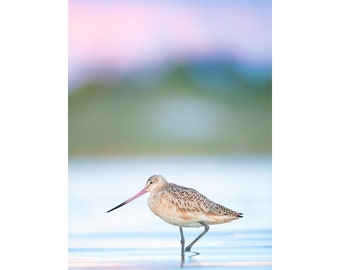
69;0;271;82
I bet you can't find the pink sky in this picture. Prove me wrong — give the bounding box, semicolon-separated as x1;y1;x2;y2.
69;1;271;80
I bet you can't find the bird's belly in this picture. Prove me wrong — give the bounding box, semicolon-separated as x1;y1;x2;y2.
148;195;234;227
148;197;200;227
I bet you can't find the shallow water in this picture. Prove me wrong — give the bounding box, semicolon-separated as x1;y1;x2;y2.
69;155;272;269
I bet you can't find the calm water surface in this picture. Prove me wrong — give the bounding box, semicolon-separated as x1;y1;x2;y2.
69;156;272;269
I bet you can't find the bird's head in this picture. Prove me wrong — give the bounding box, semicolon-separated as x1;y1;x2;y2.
144;174;168;192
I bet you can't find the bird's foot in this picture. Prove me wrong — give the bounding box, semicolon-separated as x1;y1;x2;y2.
185;247;200;256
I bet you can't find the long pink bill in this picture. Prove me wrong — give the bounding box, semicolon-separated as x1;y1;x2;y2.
107;188;147;213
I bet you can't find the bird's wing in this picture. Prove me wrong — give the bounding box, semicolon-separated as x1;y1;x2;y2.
165;183;239;217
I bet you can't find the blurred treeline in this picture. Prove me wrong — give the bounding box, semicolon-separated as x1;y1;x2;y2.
69;58;271;157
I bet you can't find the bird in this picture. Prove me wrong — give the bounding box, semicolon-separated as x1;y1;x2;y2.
107;174;243;258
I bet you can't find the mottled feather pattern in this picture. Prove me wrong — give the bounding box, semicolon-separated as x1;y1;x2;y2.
161;183;241;218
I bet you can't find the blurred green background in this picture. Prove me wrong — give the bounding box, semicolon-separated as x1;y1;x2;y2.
69;60;271;156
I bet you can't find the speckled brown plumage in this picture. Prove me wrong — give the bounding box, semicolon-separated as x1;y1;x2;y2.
162;183;241;217
146;175;243;227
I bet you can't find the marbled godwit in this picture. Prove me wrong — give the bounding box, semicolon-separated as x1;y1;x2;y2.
107;175;243;257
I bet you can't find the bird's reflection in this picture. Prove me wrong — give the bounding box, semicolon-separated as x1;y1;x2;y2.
180;251;200;267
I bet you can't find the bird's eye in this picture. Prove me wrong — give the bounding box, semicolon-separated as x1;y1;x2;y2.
150;181;153;184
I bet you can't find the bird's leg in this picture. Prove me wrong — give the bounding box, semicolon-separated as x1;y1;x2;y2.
185;222;210;252
179;226;185;258
179;227;186;266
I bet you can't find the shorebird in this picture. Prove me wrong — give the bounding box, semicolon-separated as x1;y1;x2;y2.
107;175;243;257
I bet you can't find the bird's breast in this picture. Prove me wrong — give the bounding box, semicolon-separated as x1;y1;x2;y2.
147;192;204;228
